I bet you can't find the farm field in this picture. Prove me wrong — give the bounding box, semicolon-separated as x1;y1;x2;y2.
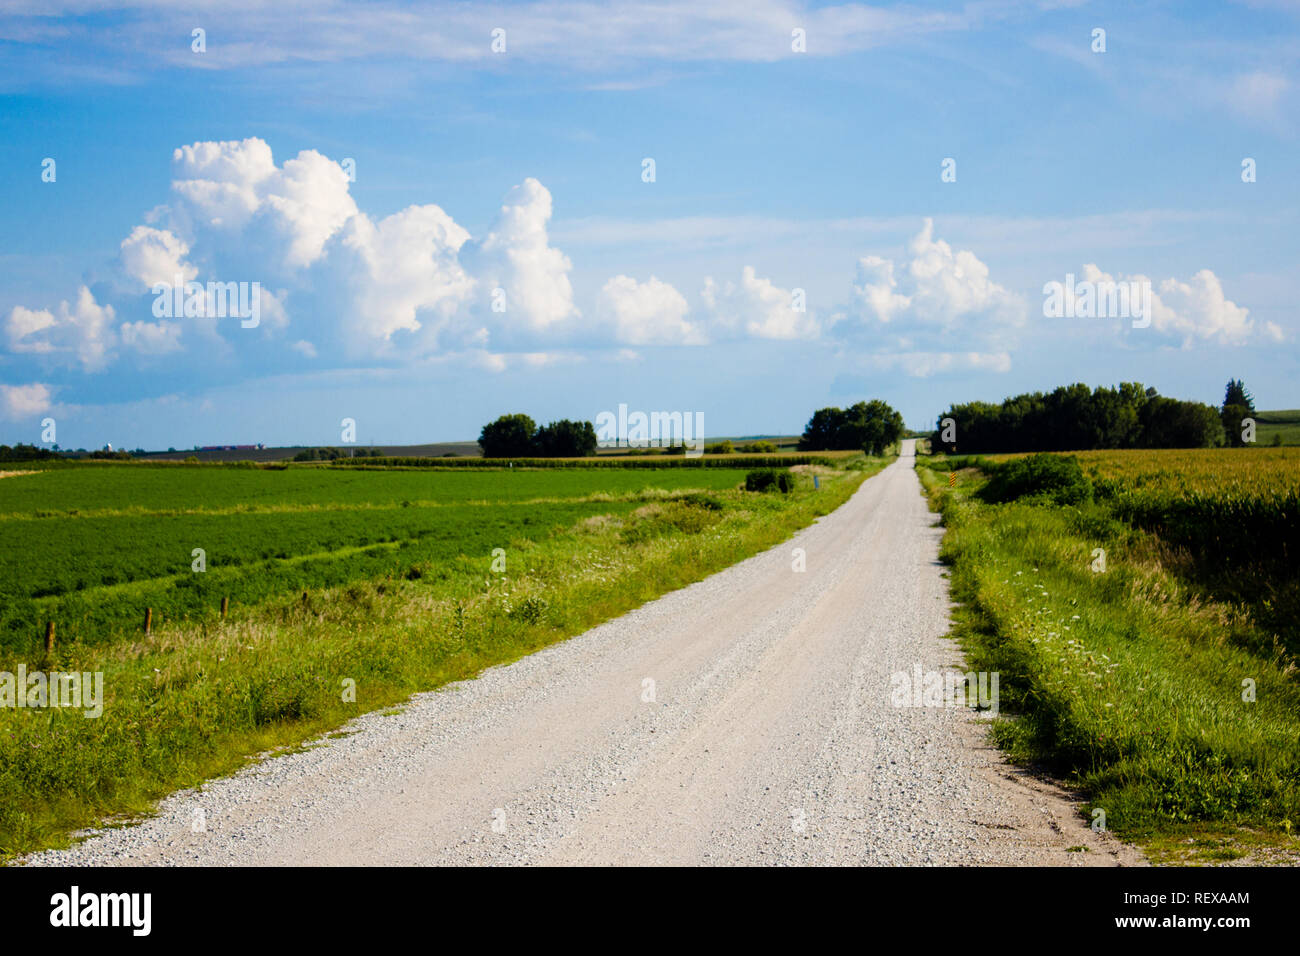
0;455;882;857
1071;445;1300;499
919;447;1300;862
0;464;767;655
978;446;1299;573
996;447;1299;636
1256;409;1300;446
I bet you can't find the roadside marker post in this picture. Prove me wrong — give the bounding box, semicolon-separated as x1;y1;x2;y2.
948;472;957;488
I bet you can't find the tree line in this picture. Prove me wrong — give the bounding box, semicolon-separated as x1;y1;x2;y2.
292;446;385;461
930;380;1261;453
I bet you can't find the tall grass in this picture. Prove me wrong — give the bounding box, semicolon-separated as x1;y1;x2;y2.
919;463;1300;851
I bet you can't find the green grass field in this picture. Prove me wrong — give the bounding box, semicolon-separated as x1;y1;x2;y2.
0;465;760;654
0;455;883;858
1256;409;1300;446
918;449;1300;863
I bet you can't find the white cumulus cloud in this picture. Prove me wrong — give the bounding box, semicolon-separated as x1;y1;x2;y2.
702;266;818;340
332;203;474;352
849;218;1024;334
463;178;579;334
598;274;700;345
5;287;117;371
0;383;55;420
1067;263;1283;347
120;225;197;290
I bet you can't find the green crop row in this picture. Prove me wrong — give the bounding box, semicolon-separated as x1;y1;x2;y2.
0;463;753;517
332;453;845;469
0;499;646;655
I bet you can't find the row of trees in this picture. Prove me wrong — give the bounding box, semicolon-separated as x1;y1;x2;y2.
930;381;1253;453
292;446;384;461
0;443;62;462
478;415;599;458
798;400;905;455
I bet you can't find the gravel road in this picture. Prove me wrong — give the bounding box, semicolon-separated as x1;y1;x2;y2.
25;441;1142;866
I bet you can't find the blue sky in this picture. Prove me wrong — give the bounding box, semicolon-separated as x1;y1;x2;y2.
1;0;1297;449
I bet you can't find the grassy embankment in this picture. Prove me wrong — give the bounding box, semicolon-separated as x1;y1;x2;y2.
916;448;1300;864
0;455;884;859
1256;409;1300;446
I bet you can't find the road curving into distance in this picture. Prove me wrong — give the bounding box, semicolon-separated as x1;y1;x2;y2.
26;440;1142;866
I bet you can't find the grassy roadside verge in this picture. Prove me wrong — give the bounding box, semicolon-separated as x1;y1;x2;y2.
1;458;885;860
916;459;1300;865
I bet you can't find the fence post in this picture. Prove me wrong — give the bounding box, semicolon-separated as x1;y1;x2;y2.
221;596;229;620
44;621;55;659
144;607;153;635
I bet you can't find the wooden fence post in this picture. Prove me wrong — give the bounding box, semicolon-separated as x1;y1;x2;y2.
221;596;229;620
144;607;153;635
44;621;55;658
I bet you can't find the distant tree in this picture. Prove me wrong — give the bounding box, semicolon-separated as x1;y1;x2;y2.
1221;379;1256;448
478;414;538;457
1224;379;1255;413
292;446;382;461
0;443;62;462
532;419;598;457
1221;404;1254;448
852;400;905;455
798;400;903;454
1139;396;1224;448
798;408;843;451
932;382;1224;452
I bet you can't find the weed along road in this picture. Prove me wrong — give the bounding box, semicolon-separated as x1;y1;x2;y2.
24;441;1141;866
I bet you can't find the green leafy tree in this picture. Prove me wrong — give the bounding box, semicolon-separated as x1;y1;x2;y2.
1221;404;1254;448
478;414;537;457
1221;380;1256;448
799;400;903;454
798;408;843;450
855;400;905;455
933;382;1219;451
1140;396;1224;448
533;419;598;457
